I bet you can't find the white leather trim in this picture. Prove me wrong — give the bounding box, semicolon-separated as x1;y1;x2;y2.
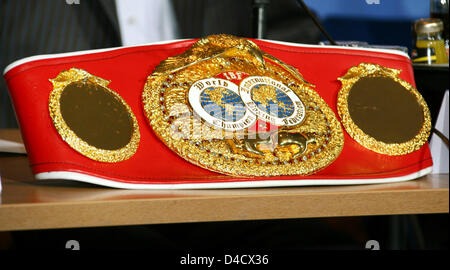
35;167;432;190
259;38;410;59
3;38;409;75
3;39;189;75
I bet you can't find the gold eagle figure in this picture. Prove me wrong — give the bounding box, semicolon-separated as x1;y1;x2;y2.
151;34;311;86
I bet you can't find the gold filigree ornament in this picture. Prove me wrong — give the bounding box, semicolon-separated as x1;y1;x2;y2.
143;34;344;176
337;63;431;155
49;68;140;162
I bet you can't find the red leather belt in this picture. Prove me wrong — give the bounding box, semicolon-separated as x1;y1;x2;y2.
4;34;432;189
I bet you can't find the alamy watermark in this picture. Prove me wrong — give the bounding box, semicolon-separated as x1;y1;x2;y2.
65;0;80;5
365;0;381;4
365;240;380;250
65;240;80;250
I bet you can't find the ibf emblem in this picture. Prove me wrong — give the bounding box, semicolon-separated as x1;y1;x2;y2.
188;76;256;131
188;72;305;132
239;75;305;127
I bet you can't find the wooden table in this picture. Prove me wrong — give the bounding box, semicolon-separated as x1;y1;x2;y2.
0;129;448;232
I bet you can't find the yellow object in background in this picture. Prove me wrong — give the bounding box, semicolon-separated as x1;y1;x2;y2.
414;39;448;64
412;18;449;64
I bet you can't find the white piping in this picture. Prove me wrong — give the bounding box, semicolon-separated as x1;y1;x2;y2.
259;38;411;59
35;166;432;190
3;39;189;75
3;38;410;75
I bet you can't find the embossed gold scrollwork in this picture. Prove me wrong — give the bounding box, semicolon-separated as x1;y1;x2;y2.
143;34;344;176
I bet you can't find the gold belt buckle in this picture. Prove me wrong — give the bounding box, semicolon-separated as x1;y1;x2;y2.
143;34;344;176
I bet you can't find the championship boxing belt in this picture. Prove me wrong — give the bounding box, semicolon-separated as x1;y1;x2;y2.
3;34;432;189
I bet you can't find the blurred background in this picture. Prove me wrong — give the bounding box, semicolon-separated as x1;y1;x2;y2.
306;0;429;51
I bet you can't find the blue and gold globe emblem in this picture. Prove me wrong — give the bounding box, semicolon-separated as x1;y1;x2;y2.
240;76;306;126
200;87;246;122
189;78;256;131
251;84;294;118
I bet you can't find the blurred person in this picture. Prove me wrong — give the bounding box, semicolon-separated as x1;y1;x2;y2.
0;0;319;128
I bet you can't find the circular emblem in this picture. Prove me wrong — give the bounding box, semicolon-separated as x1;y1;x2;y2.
240;76;306;126
188;78;256;131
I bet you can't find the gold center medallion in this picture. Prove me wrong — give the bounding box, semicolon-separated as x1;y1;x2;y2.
143;34;344;176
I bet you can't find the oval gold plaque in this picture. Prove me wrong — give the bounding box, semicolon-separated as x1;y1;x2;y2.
337;63;431;155
49;68;140;162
